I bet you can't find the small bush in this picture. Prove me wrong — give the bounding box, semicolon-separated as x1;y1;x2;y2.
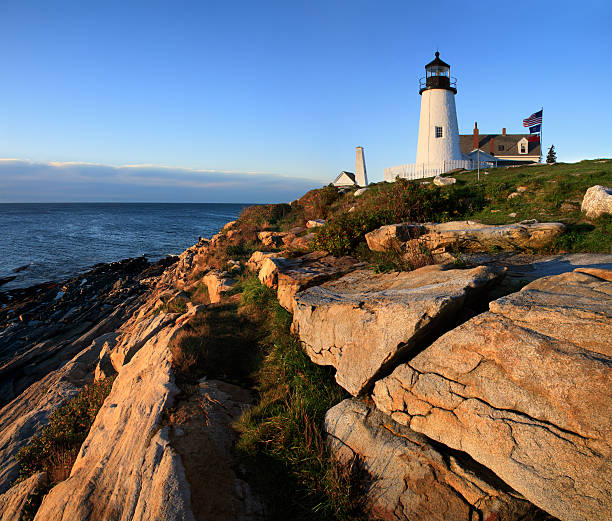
238;203;292;228
225;241;257;259
154;294;188;315
312;211;391;257
16;377;115;484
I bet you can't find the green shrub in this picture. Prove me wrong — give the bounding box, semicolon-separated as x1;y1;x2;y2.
154;294;188;315
238;203;292;227
16;377;115;484
225;240;257;259
312;211;391;256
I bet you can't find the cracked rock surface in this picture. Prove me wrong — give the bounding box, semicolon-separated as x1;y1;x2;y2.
293;264;503;396
259;251;364;313
373;269;612;521
325;398;535;521
32;308;202;521
365;220;566;253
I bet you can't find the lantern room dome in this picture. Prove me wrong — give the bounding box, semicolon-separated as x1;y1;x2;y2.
425;51;450;69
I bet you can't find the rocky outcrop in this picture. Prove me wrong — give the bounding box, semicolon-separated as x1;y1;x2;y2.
581;185;612;219
107;313;176;375
202;270;237;303
365;220;566;254
433;175;456;186
326;399;534;521
306;219;326;228
257;231;285;247
32;308;202;521
0;472;47;521
259;252;364;312
420;220;566;252
365;223;424;252
293;265;503;395
246;251;282;272
373;269;612;521
0;257;173;407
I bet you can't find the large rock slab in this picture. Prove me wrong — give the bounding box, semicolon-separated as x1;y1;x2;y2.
373;269;612;521
32;308;200;521
325;399;534;521
293;264;503;395
421;220;566;252
259;252;364;312
0;472;47;521
366;220;566;254
581;185;612;219
365;223;424;252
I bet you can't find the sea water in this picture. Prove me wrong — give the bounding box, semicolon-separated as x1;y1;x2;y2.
0;203;248;289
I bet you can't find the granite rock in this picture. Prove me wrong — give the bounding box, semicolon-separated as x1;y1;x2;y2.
293;264;503;395
373;269;612;521
325;399;534;521
581;185;612;219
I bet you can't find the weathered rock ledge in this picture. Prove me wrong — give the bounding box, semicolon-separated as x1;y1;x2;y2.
293;264;503;395
365;220;566;254
373;269;612;521
325;398;535;521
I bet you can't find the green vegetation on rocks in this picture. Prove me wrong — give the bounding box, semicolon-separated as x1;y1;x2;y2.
16;377;115;485
235;277;367;520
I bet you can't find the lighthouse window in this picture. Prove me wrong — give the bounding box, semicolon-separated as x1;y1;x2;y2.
435;126;443;138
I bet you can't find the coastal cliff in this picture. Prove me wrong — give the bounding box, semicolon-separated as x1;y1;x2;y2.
0;160;611;521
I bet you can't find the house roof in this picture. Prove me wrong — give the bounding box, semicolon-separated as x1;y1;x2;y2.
333;171;356;185
459;134;540;158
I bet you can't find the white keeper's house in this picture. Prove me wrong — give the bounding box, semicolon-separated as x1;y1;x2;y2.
384;52;540;182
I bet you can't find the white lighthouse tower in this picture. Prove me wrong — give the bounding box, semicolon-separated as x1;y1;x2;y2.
415;52;462;167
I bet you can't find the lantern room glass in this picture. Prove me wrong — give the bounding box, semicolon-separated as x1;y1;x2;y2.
426;65;449;78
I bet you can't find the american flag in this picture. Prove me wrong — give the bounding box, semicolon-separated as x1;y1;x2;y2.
523;110;543;127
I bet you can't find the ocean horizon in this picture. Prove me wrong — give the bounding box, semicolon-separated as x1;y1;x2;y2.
0;202;250;290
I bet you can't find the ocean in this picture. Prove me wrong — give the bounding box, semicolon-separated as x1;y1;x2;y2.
0;203;249;290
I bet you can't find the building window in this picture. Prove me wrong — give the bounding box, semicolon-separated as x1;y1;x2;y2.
520;145;526;153
435;126;443;138
498;145;505;151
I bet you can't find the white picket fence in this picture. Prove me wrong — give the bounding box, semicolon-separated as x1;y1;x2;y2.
384;159;496;182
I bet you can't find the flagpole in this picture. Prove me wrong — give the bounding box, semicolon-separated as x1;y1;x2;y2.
540;106;543;163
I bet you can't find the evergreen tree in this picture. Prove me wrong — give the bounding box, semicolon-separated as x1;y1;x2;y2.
546;145;557;164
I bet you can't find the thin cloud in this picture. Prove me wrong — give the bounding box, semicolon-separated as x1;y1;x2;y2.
0;159;322;203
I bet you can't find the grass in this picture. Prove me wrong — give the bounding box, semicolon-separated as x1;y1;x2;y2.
154;293;189;314
234;277;368;520
16;377;115;485
167;275;368;520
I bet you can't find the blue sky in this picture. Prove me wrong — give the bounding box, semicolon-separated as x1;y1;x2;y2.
1;0;610;202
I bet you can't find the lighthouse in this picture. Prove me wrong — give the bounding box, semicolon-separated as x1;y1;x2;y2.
415;52;463;167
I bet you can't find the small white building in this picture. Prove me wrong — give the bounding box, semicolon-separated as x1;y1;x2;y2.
333;171;358;187
333;146;369;187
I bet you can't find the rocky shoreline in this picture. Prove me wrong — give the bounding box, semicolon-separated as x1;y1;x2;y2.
0;207;610;521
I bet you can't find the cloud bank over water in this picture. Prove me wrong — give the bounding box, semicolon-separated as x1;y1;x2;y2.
0;159;322;203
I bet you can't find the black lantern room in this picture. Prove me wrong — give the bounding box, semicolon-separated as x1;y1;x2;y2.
419;52;457;94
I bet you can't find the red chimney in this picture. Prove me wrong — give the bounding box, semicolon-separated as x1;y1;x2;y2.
490;136;495;156
502;127;506;136
473;122;479;150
